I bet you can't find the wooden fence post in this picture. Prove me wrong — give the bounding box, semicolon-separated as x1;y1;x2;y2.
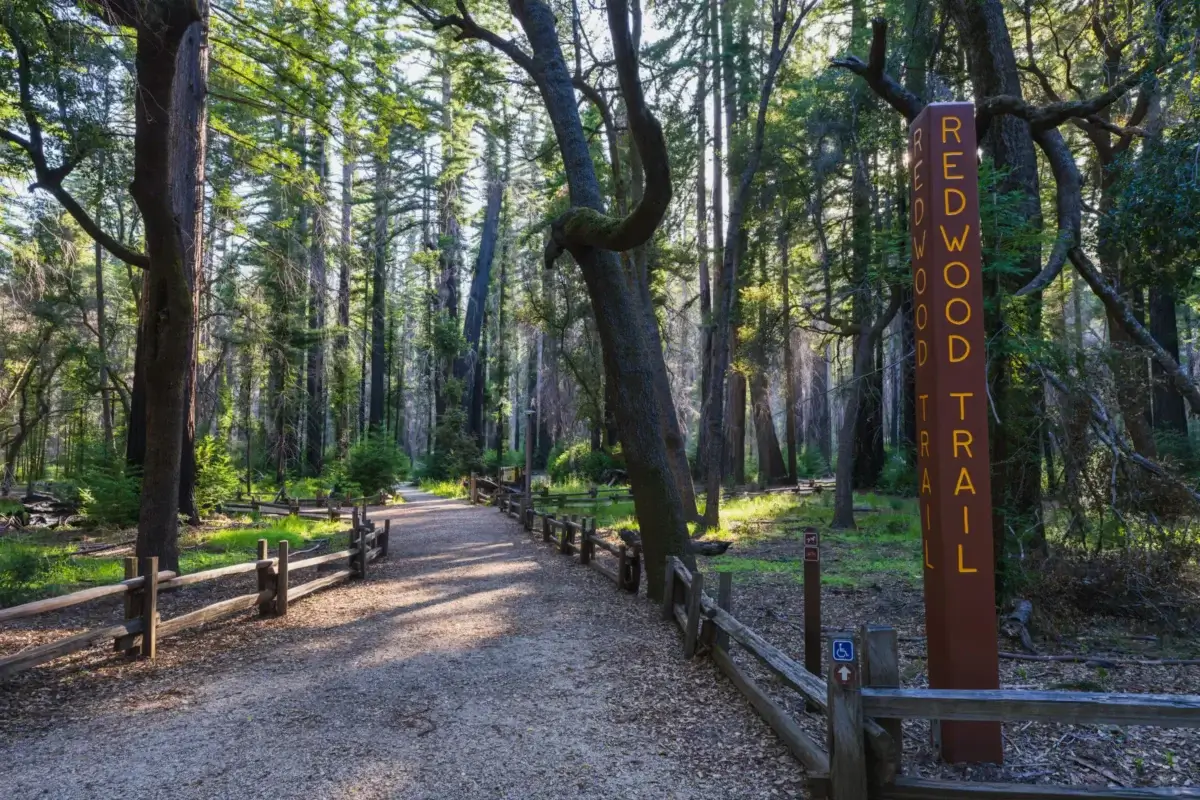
683;570;704;658
276;539;290;616
352;506;360;531
328;498;337;521
139;556;158;659
116;556;139;653
617;545;628;591
579;519;592;565
715;571;732;652
379;519;391;559
827;634;867;800
559;517;572;555
627;545;641;594
360;526;370;580
543;513;555;544
862;623;901;782
804;527;822;679
660;558;676;621
256;539;274;615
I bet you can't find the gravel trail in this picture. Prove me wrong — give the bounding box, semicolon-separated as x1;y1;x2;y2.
1;489;807;799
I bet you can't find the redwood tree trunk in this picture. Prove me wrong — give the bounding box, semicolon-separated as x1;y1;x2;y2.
129;2;201;572
306;132;328;475
170;3;207;525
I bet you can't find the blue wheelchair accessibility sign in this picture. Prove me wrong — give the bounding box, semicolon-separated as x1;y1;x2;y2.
832;639;855;663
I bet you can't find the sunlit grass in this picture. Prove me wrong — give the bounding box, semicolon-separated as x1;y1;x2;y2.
0;514;349;606
421;478;467;499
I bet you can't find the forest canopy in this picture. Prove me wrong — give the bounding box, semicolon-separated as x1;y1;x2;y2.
1;0;1199;602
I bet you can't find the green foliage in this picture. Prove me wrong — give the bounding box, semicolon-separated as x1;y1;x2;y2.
795;447;829;479
194;436;240;516
878;449;916;496
204;526;305;552
0;537;123;607
421;478;468;499
78;452;141;528
346;434;409;495
420;407;481;481
548;440;622;483
482;448;523;472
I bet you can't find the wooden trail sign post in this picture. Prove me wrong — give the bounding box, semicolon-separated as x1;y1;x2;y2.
908;102;1002;764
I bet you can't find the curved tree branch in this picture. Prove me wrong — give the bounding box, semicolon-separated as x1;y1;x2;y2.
977;57;1164;134
1015;127;1080;296
829;18;924;122
1;21;150;269
544;0;670;262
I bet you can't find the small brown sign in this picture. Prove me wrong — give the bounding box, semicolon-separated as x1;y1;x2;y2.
803;531;819;547
833;663;856;687
804;546;820;563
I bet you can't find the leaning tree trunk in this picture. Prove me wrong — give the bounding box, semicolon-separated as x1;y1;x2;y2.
455;136;503;436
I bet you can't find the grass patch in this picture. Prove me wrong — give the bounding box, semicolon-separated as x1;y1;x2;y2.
421;478;467;499
0;514;347;607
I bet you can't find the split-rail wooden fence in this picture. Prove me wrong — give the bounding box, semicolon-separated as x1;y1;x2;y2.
660;558;1200;800
0;513;390;680
465;477;1200;799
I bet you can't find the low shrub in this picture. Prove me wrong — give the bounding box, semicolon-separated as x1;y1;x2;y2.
195;436;240;516
878;449;916;495
78;457;141;528
346;435;410;495
548;441;622;483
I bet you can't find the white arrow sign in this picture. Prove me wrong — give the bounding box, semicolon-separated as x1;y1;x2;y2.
837;665;852;683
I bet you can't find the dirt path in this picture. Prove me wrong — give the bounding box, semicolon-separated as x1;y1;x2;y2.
1;489;807;799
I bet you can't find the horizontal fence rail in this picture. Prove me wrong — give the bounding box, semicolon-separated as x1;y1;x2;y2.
0;517;391;680
471;481;642;594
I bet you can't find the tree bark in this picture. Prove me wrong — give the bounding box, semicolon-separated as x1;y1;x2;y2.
334;135;353;457
126;0;202;572
1150;283;1188;447
305;132;328;475
780;221;796;482
455;133;503;437
368;143;389;431
170;2;207;525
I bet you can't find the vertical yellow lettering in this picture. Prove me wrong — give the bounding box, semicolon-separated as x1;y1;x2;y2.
913;159;924;192
942;150;964;179
918;394;929;421
925;502;931;529
962;505;969;535
914;197;925;226
918;339;928;366
953;467;976;495
921;468;931;494
940;224;970;251
941;116;962;144
952;430;974;458
948;334;971;362
950;392;973;420
912;232;926;260
925;540;934;569
957;545;978;573
920;430;930;457
944;187;966;215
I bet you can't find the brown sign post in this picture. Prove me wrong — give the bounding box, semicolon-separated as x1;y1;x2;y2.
908;102;1002;764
